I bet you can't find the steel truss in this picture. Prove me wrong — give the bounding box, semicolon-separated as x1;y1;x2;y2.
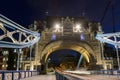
0;14;40;48
96;32;120;47
96;32;120;70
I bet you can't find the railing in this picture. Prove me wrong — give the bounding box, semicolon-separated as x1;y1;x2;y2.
55;70;120;80
21;57;35;61
90;70;120;79
0;70;38;80
90;70;120;75
55;71;68;80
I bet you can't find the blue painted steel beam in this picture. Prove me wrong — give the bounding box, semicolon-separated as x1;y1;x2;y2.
0;14;40;48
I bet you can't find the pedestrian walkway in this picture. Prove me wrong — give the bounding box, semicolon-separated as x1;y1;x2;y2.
21;74;56;80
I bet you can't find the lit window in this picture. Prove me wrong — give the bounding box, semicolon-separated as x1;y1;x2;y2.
14;65;16;67
6;64;8;67
2;65;4;67
3;58;5;61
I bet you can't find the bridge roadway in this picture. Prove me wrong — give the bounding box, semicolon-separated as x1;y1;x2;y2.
64;74;119;80
21;72;119;80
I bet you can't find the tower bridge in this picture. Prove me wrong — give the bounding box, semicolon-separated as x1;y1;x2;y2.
0;14;119;79
0;14;114;72
30;16;112;73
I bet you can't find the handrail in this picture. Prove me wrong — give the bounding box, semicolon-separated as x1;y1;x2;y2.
0;70;38;80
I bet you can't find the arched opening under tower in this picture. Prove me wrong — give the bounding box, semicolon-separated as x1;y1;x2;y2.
46;49;88;71
40;41;99;74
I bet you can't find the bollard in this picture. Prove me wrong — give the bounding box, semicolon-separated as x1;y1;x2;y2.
2;72;5;80
12;72;14;80
24;71;26;78
55;72;59;80
110;70;113;75
117;70;120;79
31;71;33;76
19;71;21;79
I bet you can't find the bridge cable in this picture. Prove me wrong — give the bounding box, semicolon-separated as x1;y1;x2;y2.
100;0;116;33
100;0;112;23
111;2;115;32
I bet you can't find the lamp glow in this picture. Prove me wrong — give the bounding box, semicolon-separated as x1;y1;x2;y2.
53;23;63;32
55;24;60;29
76;24;81;29
73;24;83;32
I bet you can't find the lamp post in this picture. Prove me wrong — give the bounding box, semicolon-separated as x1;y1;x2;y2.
16;49;22;71
115;45;120;70
100;42;105;69
35;42;38;70
29;46;32;70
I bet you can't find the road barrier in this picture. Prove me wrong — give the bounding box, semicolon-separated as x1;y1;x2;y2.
55;69;120;80
90;70;120;79
90;70;120;75
55;71;68;80
0;70;38;80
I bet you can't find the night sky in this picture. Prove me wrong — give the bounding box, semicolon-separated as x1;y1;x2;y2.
0;0;120;33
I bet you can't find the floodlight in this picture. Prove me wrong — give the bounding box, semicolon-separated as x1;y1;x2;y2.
55;24;60;29
76;24;81;29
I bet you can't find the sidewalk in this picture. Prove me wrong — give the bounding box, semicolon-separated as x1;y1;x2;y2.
21;74;56;80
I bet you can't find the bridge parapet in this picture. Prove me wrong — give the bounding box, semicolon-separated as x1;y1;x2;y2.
0;70;38;80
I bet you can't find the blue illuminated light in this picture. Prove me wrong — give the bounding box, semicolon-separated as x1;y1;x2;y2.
51;34;56;40
80;34;84;40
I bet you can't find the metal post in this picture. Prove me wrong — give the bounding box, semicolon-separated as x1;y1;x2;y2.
17;49;21;71
30;46;32;70
101;42;104;60
16;31;22;71
35;42;38;70
114;36;120;70
100;42;105;69
76;55;83;70
115;45;120;70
